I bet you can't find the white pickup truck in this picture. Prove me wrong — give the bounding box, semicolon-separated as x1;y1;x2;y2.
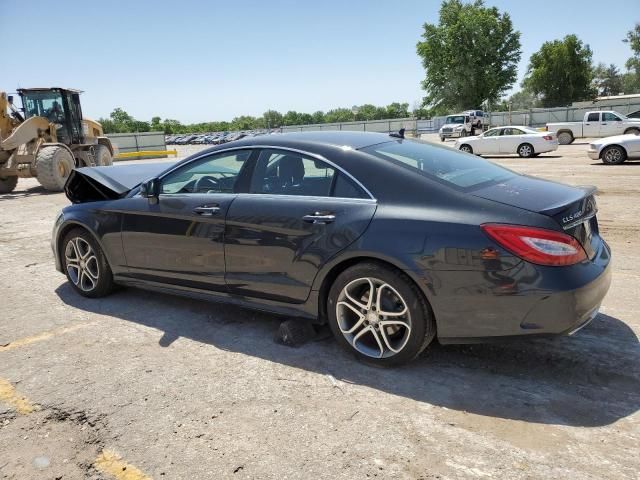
546;110;640;145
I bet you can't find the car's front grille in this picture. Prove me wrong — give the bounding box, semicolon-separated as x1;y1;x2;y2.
442;128;452;133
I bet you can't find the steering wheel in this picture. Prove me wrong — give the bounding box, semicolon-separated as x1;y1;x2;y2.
193;175;220;193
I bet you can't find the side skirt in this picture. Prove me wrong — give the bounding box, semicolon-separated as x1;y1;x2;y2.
113;275;320;322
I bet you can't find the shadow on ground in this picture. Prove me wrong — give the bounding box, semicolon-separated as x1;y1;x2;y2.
56;283;640;428
0;185;57;201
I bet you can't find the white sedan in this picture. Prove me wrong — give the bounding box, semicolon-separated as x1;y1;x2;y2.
455;126;558;158
588;134;640;165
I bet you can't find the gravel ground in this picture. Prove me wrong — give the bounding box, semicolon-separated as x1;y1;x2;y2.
0;136;638;479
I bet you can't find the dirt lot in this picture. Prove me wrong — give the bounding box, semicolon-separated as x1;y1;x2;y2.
1;137;638;479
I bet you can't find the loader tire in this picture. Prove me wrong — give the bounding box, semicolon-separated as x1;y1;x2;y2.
35;146;75;191
0;175;18;193
94;144;113;166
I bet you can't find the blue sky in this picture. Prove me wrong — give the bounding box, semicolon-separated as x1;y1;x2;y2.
3;0;638;123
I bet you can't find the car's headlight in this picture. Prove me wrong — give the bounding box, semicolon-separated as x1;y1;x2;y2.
589;144;599;151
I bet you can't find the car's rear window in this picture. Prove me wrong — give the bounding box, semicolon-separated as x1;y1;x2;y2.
361;140;516;190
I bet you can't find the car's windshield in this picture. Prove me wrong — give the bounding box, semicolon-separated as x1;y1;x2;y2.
446;115;465;124
362;140;516;190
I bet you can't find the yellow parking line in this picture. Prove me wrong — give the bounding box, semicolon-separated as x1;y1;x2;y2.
94;450;152;480
0;378;39;414
0;323;91;353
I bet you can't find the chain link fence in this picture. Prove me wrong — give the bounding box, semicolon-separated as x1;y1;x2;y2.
279;98;640;134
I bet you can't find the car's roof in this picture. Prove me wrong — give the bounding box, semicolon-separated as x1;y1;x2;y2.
234;131;396;150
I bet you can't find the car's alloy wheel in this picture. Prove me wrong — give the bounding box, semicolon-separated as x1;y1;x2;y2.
459;144;473;154
518;143;534;158
62;228;115;298
601;146;626;165
327;262;435;366
65;237;100;292
336;277;412;359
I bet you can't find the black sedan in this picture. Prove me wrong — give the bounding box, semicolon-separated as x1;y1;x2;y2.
52;132;611;366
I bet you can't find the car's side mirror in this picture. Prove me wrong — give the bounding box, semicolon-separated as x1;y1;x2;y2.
7;95;13;105
140;178;160;203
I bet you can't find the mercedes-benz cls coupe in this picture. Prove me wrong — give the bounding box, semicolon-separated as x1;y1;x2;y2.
52;131;611;366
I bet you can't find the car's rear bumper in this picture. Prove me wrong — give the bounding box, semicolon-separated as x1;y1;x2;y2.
418;238;612;342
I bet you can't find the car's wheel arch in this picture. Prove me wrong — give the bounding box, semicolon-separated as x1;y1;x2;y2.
313;252;435;327
600;144;628;159
56;220;114;272
623;127;640;135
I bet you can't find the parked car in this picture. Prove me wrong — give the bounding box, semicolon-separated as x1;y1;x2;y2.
626;110;640;119
463;110;487;128
588;134;640;164
54;131;611;366
455;126;558;158
546;110;640;145
439;114;475;141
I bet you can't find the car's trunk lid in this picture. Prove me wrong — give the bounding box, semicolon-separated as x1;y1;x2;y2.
471;175;600;258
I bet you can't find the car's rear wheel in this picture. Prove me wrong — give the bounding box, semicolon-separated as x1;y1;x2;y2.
517;143;534;158
601;145;626;165
557;131;574;145
0;175;18;193
624;127;640;136
459;144;473;154
327;262;435;367
62;228;115;298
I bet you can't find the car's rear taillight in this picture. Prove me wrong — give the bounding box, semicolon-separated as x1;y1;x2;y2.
543;135;553;141
545;125;548;131
481;224;587;266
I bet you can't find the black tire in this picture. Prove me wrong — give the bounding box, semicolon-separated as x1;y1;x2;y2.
459;144;473;154
459;130;466;138
327;262;436;367
440;136;445;142
94;144;113;166
61;228;115;298
557;131;574;145
517;143;534;158
601;145;626;165
0;175;18;193
35;146;75;191
623;127;640;136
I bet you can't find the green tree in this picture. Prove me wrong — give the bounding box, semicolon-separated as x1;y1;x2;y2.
416;0;521;111
623;23;640;93
324;108;354;123
150;116;163;131
262;110;283;128
311;111;325;124
523;34;595;107
283;111;303;125
498;87;541;111
593;63;623;97
385;102;410;118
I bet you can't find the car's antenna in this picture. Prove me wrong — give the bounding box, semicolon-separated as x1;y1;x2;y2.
389;128;405;139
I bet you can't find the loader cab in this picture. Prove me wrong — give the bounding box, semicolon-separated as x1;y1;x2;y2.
17;87;85;145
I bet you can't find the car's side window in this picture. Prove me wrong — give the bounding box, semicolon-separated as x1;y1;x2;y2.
248;149;368;199
249;150;336;197
160;150;252;194
602;112;621;122
503;128;524;135
587;112;600;122
484;129;500;137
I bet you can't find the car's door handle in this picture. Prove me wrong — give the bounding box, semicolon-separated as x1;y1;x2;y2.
193;205;220;216
302;212;336;224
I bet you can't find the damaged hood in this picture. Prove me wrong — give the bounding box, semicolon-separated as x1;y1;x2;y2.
65;162;176;203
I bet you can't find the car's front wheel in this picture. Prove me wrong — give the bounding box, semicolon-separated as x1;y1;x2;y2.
62;228;115;298
459;144;473;154
601;145;626;165
327;262;435;367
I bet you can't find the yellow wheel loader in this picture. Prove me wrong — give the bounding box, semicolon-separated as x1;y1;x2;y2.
0;88;115;193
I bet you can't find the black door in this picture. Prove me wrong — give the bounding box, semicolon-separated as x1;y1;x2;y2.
224;149;377;304
119;149;255;291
